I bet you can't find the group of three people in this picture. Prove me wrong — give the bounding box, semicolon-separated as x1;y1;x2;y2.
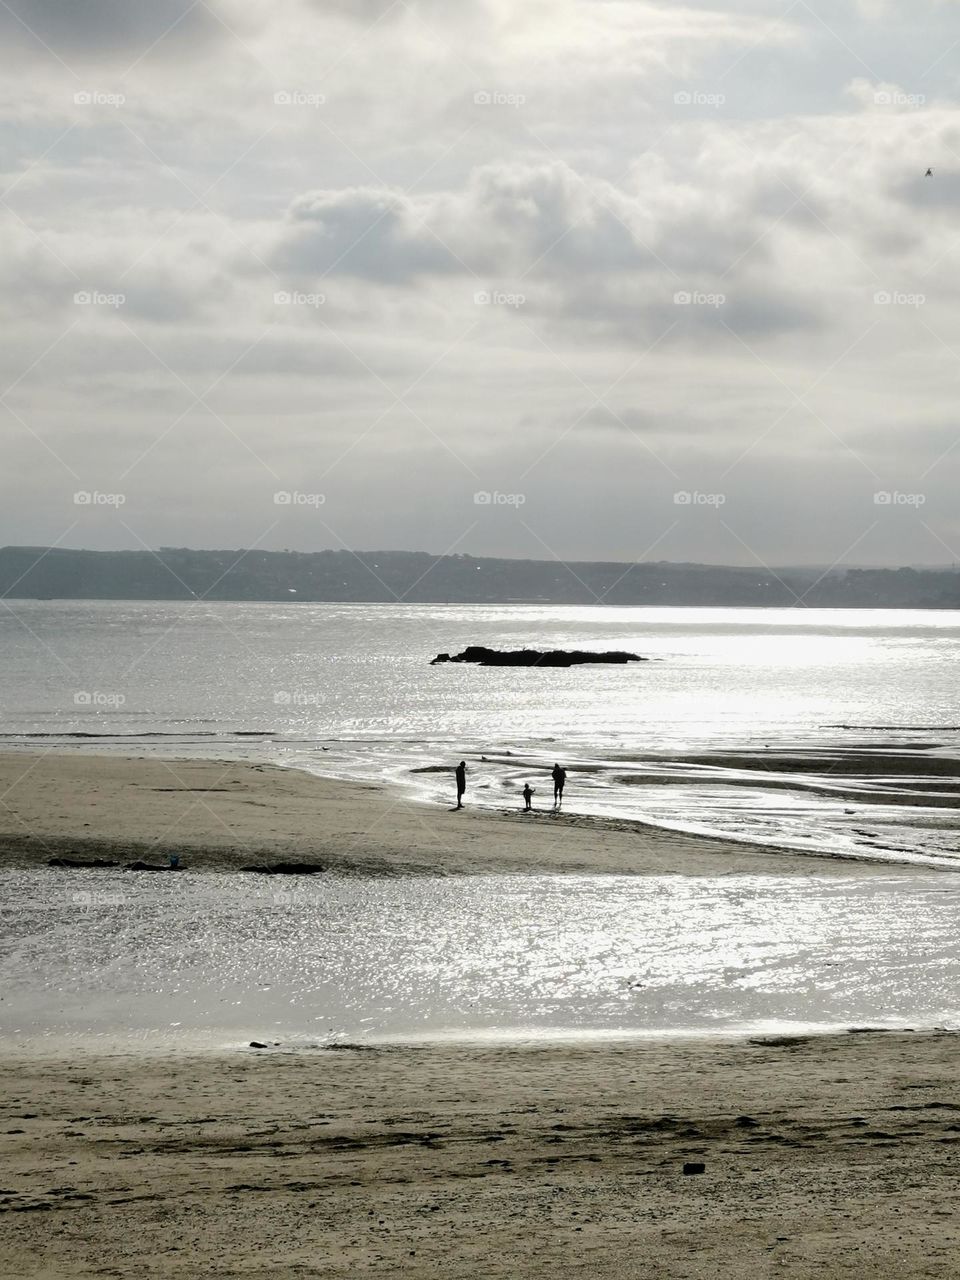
455;760;566;811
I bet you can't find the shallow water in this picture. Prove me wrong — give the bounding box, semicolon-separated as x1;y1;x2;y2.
2;601;960;863
3;869;960;1050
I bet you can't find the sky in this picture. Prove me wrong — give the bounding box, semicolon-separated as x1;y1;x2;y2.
3;0;960;569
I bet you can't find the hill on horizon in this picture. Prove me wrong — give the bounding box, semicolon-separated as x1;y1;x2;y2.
2;546;959;609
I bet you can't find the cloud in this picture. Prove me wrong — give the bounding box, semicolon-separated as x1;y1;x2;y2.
895;169;960;210
3;0;960;564
306;0;404;18
274;161;689;286
0;0;226;63
275;187;459;280
306;0;477;19
269;152;834;345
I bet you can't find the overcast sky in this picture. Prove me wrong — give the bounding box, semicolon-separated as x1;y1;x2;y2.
3;0;960;568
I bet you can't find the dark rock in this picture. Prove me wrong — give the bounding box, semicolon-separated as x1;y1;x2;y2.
431;646;645;667
124;861;176;872
239;862;326;875
48;857;119;868
249;1041;268;1050
683;1162;705;1176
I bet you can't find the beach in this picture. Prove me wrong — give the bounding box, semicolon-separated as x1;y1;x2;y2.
3;1032;960;1277
3;751;960;1276
0;752;904;877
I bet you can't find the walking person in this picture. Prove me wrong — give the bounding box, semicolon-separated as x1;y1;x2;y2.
455;760;467;809
552;762;566;808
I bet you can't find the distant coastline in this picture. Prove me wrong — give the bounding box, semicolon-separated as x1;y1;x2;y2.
3;545;960;608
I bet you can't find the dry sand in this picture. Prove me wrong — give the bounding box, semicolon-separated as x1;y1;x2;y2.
3;1032;960;1278
0;751;902;876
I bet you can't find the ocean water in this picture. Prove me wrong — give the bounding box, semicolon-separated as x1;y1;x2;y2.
1;600;960;865
3;869;959;1049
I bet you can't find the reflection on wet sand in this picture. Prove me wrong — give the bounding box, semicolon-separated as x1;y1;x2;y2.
4;868;960;1047
411;742;960;869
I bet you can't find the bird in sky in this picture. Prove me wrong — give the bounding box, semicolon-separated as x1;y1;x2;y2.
926;168;934;176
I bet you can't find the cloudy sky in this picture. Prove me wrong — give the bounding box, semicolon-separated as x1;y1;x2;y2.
3;0;960;568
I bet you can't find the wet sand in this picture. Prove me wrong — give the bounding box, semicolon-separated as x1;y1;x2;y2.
2;1032;960;1278
623;744;960;808
0;751;903;876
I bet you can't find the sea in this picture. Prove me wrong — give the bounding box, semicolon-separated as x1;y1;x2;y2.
2;600;960;1047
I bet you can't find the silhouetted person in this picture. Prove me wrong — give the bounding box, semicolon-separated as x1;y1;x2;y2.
455;760;467;809
552;762;566;807
522;783;534;811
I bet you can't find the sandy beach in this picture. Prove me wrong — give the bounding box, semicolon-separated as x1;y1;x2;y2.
3;1032;960;1278
0;751;905;876
3;752;959;1276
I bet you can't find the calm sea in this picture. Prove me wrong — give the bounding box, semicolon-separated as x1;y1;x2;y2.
1;600;959;865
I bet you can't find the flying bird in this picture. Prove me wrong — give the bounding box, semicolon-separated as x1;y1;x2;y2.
925;168;934;176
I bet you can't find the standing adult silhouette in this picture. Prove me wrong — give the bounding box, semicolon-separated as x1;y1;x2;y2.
455;760;467;809
552;762;566;808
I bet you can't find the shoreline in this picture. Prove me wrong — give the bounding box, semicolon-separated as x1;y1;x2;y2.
0;751;923;876
0;1022;941;1063
4;1030;960;1276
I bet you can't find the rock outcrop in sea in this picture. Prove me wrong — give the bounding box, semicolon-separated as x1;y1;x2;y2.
430;646;645;667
